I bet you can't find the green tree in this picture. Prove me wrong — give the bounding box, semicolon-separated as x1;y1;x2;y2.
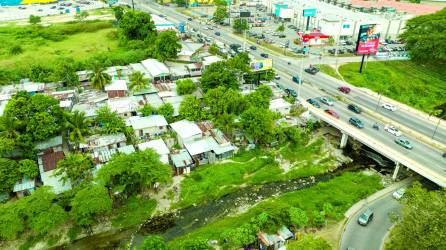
0;115;20;140
208;43;219;55
312;210;326;227
157;103;175;123
154;30;182;62
97;149;171;196
399;9;446;66
288;207;309;229
200;61;238;92
386;182;446;250
240;107;275;144
0;202;25;240
175;0;187;7
139;104;156;116
0;158;20;193
112;6;125;22
71;184;112;227
213;0;228;5
66;110;92;146
287;234;331;250
20;186;68;234
176;79;197;95
95;106;126;135
142;235;169;250
179;237;210;250
179;96;206;121
129;71;151;92
222;223;257;248
276;23;285;32
29;15;41;25
119;10;156;41
75;11;89;22
88;64;111;90
56;153;95;185
213;6;228;23
0;137;16;157
244;84;272;109
18;159;39;179
53;57;80;87
204;86;245;116
233;18;249;34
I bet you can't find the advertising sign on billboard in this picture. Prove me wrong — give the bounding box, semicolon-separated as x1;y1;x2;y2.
240;11;251;18
303;8;316;17
356;24;380;55
250;59;273;71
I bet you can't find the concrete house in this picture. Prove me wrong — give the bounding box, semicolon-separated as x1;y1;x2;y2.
105;79;128;99
184;137;236;165
138;139;170;164
169;120;202;146
126;115;168;139
269;98;292;115
107;96;140;117
79;133;127;163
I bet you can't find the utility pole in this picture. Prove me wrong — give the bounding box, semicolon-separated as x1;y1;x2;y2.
334;15;343;69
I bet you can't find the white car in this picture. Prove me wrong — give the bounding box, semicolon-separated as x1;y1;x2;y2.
392;188;406;200
274;74;281;80
382;103;397;111
384;124;402;136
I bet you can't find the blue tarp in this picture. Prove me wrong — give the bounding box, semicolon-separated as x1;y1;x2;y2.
0;0;22;6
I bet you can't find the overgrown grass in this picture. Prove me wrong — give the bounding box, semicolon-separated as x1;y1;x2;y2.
338;61;446;113
176;139;338;209
319;64;342;80
168;172;382;249
111;196;157;228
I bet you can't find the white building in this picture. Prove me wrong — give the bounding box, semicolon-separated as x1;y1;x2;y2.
141;59;171;81
138;139;170;164
269;98;292;115
169;120;202;146
107;96;140;117
126;115;168;139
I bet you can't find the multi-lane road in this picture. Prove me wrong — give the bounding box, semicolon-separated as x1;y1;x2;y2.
129;1;446;186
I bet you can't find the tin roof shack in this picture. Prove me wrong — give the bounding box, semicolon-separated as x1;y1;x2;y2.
13;178;35;198
171;149;194;175
170;120;203;147
35;136;72;194
79;133;127;163
126;115;168;140
107;96;141;118
258;226;294;250
138;139;170;164
177;42;204;62
184;136;236;166
269;98;292;115
141;59;171;81
105;80;128;99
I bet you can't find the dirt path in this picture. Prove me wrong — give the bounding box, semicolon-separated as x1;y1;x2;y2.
152;175;184;213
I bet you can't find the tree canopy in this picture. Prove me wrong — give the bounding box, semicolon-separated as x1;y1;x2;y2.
97;149;171;196
179;96;206;121
233;18;249;34
154;30;182;62
142;235;169;250
386;182;446;250
119;10;156;41
157;103;175;123
66;110;92;146
18;159;39;179
288;207;309;228
56;153;95;186
0;158;20;193
213;6;228;24
240;107;275;144
200;61;238;92
176;79;197;95
95;106;126;135
399;8;446;67
70;184;112;226
129;71;151;92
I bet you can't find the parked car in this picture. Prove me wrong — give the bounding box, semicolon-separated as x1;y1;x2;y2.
392;188;406;200
382;103;397;111
292;75;301;84
307;98;321;108
278;34;286;38
285;88;297;97
358;209;374;226
324;109;339;118
249;45;257;50
384;124;402;136
274;74;281;80
349;117;364;128
348;104;361;114
319;96;334;106
260;53;269;58
395;138;413;149
188;17;193;21
338;86;351;94
215;32;221;36
304;66;320;75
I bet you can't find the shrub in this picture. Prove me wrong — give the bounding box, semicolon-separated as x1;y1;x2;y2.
176;79;197;95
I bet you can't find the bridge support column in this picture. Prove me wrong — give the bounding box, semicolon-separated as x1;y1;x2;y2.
392;162;400;181
340;133;348;148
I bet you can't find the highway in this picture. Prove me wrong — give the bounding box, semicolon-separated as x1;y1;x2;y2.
340;193;402;250
130;1;446;186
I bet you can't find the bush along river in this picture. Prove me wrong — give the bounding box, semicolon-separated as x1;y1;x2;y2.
55;141;385;250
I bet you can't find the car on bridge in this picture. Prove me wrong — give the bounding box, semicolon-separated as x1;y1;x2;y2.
320;96;334;106
357;208;374;226
382;103;397;111
307;98;321;108
349;117;364;128
348;104;361;114
395;138;413;150
325;109;339;119
304;66;320;75
338;86;351;94
384;125;402;137
285;88;297;97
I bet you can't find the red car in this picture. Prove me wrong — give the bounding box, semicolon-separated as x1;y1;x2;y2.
338;86;351;94
325;109;340;119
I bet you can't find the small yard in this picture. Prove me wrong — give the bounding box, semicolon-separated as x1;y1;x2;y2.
112;196;157;228
337;61;446;113
168;172;382;249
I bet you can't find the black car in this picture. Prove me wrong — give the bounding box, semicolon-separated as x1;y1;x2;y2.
187;17;193;21
215;32;221;36
285;88;297;97
304;66;320;75
278;34;286;38
230;44;241;50
249;45;257;50
348;104;361;114
260;53;268;58
306;98;321;108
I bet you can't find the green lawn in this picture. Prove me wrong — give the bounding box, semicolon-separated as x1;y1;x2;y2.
318;65;342;80
337;61;446;113
168;172;382;249
111;196;157;229
175;140;338;209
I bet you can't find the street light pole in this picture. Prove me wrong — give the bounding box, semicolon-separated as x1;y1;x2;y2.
432;114;445;139
334;15;343;69
297;52;305;100
375;93;382;111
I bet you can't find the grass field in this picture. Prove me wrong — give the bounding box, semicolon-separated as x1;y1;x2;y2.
319;65;342;80
168;172;382;249
337;61;446;113
112;196;157;228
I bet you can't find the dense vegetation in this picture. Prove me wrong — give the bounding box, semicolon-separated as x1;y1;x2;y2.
338;61;446;114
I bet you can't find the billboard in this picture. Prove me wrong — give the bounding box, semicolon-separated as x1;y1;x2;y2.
240;11;251;17
279;8;293;19
303;8;316;17
250;59;273;71
356;24;380;55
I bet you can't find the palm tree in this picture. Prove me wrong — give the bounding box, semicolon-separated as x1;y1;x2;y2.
88;64;111;90
66;111;92;148
129;71;151;92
